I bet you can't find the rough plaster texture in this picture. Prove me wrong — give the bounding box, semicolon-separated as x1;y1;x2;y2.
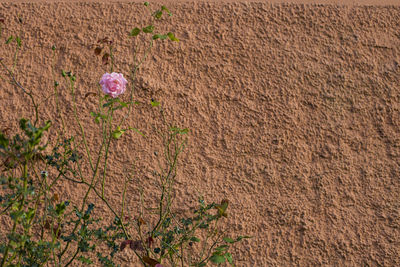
0;1;399;266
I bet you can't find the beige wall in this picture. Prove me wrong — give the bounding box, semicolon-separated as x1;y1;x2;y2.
0;1;399;266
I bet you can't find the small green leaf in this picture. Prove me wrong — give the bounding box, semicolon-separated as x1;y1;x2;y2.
210;254;226;264
223;237;235;243
103;99;115;108
10;210;23;221
0;132;9;149
144;1;149;6
154;10;163;19
130;27;141;37
161;6;172;16
236;235;252;242
151;100;160;107
215;245;229;253
43;120;51;131
167;32;179;42
112;131;122;139
127;127;145;137
5;36;13;44
142;25;154;33
225;252;233;264
190;237;200;242
112;126;125;139
56;201;67;216
77;256;93;264
75;209;83;219
152;34;168;40
15;36;21;47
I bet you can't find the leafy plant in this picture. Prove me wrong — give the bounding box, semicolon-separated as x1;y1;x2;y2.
0;2;250;266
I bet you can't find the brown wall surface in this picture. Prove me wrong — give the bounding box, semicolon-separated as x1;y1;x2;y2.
6;0;400;5
0;1;399;266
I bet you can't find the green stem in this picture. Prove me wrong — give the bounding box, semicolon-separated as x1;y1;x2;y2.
101;104;114;199
109;46;114;73
11;42;20;76
63;248;79;267
69;77;94;172
119;40;152;127
58;80;107;261
52;49;66;139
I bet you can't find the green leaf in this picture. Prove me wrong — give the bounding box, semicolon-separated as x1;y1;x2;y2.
0;132;9;149
19;118;28;131
43;120;52;131
151;100;160;107
167;32;179;42
161;6;172;16
215;245;229;252
225;252;233;264
118;100;129;107
10;210;23;221
144;1;149;6
77;256;93;264
112;130;123;139
75;209;83;219
5;36;13;44
215;199;229;218
223;237;235;243
152;34;167;40
15;36;21;47
154;10;163;19
112;126;127;139
190;236;200;242
236;235;252;242
112;131;122;139
142;25;154;33
56;201;67;216
130;27;141;37
103;101;114;108
127;127;145;137
210;254;226;264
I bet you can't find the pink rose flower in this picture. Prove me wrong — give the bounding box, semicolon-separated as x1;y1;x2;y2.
99;72;127;98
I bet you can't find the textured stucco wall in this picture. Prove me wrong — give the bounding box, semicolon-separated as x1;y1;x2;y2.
0;1;399;266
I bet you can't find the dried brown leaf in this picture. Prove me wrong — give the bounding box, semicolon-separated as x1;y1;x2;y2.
142;256;160;267
94;47;102;56
84;92;97;99
102;53;109;65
